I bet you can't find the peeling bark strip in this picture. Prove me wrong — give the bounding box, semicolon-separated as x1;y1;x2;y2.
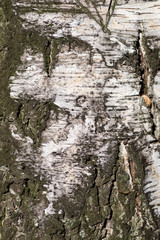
0;0;160;239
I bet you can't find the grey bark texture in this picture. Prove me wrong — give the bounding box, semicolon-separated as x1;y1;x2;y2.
0;0;160;239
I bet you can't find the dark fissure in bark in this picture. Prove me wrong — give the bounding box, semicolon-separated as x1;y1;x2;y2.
150;111;156;137
107;142;120;220
137;29;146;96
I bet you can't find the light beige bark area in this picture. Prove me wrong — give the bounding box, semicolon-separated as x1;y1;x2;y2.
0;0;160;239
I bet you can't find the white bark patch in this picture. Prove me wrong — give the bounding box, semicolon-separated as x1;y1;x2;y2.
152;71;160;141
143;144;160;216
119;142;133;189
10;49;49;100
153;71;160;102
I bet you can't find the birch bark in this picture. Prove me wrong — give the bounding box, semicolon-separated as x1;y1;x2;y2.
0;0;160;239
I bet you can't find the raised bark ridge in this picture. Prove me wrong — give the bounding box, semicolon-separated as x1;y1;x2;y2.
0;0;160;239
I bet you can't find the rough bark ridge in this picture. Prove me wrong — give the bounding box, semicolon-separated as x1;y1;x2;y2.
0;0;160;239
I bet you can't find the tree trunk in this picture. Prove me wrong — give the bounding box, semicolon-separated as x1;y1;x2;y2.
0;0;160;239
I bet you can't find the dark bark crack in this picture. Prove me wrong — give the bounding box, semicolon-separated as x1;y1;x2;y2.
44;39;52;77
137;29;148;96
137;30;158;139
101;142;120;237
107;142;120;219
